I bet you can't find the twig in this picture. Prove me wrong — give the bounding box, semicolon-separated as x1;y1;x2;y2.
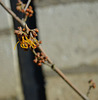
86;80;96;97
0;1;90;100
37;46;89;100
0;0;25;27
24;0;31;11
87;86;91;97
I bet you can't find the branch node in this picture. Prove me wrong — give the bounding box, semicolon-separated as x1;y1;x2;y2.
51;64;55;69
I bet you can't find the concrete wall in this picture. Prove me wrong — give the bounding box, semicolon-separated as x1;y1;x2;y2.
36;2;98;70
36;1;98;100
0;0;23;100
35;0;98;7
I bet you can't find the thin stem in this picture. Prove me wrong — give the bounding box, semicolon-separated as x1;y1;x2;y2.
0;1;90;100
0;0;25;27
24;0;31;11
53;66;89;100
38;47;89;100
38;46;52;64
86;86;92;97
24;15;28;22
44;62;52;67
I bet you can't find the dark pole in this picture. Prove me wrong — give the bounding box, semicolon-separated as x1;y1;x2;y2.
10;0;46;100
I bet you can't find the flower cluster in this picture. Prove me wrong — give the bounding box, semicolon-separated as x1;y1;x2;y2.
88;79;96;89
25;6;33;17
16;0;33;17
14;27;41;50
14;26;46;66
33;52;48;66
87;79;96;96
15;0;47;66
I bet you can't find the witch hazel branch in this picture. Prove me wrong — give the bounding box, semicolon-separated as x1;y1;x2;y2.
0;0;96;100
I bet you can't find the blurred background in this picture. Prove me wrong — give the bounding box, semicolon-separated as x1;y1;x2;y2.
0;0;98;100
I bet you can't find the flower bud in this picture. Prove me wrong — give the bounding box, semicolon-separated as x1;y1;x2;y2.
34;28;39;33
33;58;37;63
37;63;42;66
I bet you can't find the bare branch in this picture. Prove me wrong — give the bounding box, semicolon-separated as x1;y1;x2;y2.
24;0;31;11
0;0;25;27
